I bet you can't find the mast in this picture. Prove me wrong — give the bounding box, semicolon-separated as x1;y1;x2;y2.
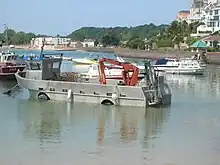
3;24;8;49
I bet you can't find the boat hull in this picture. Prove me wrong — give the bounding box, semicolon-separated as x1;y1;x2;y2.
72;59;97;65
154;67;205;75
15;72;171;107
72;64;91;72
0;67;26;80
86;74;145;80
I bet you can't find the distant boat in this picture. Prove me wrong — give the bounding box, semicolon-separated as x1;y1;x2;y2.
18;53;44;61
153;58;205;75
81;63;145;79
0;51;26;80
72;58;97;65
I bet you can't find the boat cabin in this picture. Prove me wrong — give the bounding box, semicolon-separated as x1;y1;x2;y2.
178;59;201;68
24;53;84;82
24;53;63;80
154;58;179;67
0;51;17;63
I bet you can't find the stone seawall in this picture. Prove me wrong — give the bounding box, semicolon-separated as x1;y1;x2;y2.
206;52;220;64
80;47;220;64
72;47;196;59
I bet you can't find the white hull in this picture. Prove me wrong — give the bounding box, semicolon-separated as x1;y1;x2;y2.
15;72;171;107
72;64;91;72
153;58;206;75
154;66;205;75
72;58;97;65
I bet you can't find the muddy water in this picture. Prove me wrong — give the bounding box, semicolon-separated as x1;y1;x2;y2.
0;65;219;165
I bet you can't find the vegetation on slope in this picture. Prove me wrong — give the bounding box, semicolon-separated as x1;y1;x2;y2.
0;21;204;49
68;21;203;49
67;23;168;41
0;29;49;46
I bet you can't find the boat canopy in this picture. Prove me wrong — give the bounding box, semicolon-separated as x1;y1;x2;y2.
155;59;168;65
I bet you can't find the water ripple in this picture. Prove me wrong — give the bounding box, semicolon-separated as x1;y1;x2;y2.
0;64;220;164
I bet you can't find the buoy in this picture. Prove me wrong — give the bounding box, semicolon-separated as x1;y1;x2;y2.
67;89;72;99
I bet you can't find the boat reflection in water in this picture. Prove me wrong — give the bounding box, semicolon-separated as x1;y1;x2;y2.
96;105;170;147
18;101;62;151
17;99;171;150
97;106;140;146
164;66;220;97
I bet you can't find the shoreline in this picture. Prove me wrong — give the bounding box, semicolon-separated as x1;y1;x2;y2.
9;45;220;64
13;45;196;59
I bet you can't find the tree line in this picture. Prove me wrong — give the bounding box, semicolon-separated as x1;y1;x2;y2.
0;21;203;49
0;29;49;46
68;21;203;49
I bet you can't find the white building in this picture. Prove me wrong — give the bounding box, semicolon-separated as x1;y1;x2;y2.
82;39;95;47
31;37;71;48
189;0;220;37
202;35;220;47
70;41;83;48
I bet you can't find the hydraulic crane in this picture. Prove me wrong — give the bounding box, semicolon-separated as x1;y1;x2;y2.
98;57;139;86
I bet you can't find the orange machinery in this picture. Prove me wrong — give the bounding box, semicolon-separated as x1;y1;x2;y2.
98;57;140;86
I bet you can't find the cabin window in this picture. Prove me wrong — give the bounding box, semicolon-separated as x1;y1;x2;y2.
120;94;126;97
106;93;112;96
30;62;41;70
50;88;55;91
94;92;100;95
62;89;68;92
53;62;60;69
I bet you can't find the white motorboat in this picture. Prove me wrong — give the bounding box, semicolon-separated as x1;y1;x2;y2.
71;55;145;73
153;58;205;75
72;58;97;65
72;58;98;72
81;63;146;79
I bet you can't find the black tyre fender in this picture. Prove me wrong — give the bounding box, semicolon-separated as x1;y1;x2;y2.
37;92;50;101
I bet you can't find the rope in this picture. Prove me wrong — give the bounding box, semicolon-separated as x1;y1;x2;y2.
2;84;19;95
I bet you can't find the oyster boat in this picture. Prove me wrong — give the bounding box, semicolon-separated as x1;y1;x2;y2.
14;53;172;107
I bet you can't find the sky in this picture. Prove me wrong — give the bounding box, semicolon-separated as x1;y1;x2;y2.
0;0;191;35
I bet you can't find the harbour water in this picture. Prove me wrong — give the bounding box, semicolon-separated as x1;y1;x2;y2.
0;50;220;165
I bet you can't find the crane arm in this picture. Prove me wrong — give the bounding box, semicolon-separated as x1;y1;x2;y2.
98;57;139;86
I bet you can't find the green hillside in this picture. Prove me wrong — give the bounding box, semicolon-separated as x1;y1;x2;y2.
67;23;168;41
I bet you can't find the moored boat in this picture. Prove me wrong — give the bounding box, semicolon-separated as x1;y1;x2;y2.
0;51;26;80
81;63;145;79
14;53;172;107
72;58;98;72
153;58;205;75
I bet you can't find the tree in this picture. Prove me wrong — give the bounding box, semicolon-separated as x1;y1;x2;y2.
138;41;145;50
186;36;197;46
0;28;37;45
213;40;219;50
68;24;168;42
94;39;99;46
126;38;145;49
156;20;203;49
101;35;119;47
156;38;172;47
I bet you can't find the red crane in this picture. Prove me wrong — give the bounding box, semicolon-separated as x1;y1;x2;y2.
98;58;139;86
